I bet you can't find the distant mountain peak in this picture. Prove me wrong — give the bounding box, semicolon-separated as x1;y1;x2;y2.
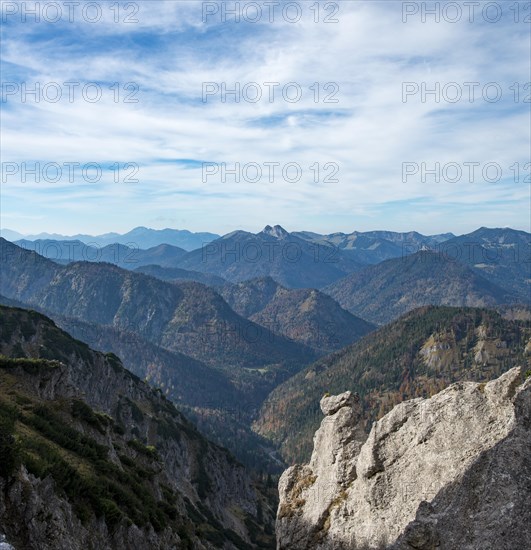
261;225;289;239
129;225;149;232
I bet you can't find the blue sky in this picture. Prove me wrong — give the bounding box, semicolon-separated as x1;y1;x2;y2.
1;0;529;236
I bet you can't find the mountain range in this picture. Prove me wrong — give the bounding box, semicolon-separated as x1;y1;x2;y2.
13;239;188;269
1;239;368;470
2;227;219;251
175;225;364;289
0;239;313;371
1;223;530;549
1;226;528;475
293;229;455;264
438;227;530;302
6;226;527;300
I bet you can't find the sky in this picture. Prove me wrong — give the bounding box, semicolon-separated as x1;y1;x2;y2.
1;0;530;237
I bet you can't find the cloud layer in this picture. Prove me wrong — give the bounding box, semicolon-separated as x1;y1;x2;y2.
1;1;529;235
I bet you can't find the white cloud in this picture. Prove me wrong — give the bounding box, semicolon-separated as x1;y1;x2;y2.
1;0;529;234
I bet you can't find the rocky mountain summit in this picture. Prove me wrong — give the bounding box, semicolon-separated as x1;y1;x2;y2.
277;368;531;549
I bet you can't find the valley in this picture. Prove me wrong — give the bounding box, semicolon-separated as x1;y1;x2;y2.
0;225;529;549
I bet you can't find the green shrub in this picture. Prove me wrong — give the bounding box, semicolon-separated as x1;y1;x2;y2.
113;423;125;435
24;406;108;463
105;353;123;374
0;356;60;374
127;439;159;460
98;498;124;525
71;399;110;434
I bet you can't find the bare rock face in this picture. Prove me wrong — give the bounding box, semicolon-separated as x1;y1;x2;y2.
320;391;358;416
278;391;366;546
277;368;531;549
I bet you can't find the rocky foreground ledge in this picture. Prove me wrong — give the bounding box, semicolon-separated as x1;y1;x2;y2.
277;367;531;549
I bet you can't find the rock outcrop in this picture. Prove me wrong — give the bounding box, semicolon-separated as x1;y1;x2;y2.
277;368;531;549
0;534;14;550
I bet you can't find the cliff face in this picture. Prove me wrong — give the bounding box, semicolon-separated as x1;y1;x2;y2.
0;306;275;549
277;368;531;549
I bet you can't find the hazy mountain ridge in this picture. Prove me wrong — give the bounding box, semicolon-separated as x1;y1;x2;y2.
323;250;519;325
133;265;226;286
0;238;316;376
0;306;276;549
8;226;527;298
13;239;187;269
292;229;455;265
175;225;364;289
439;227;530;302
11;239;229;285
3;227;219;251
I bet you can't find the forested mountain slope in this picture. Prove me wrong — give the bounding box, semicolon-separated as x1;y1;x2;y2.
255;306;531;463
0;306;275;549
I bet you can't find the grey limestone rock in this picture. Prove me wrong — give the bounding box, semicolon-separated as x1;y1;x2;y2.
277;368;531;549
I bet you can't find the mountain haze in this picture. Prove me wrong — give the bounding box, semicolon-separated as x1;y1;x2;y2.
134;264;226;286
439;227;530;302
324;250;517;325
293;229;455;265
176;225;364;289
4;226;219;251
13;239;187;269
0;238;315;377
